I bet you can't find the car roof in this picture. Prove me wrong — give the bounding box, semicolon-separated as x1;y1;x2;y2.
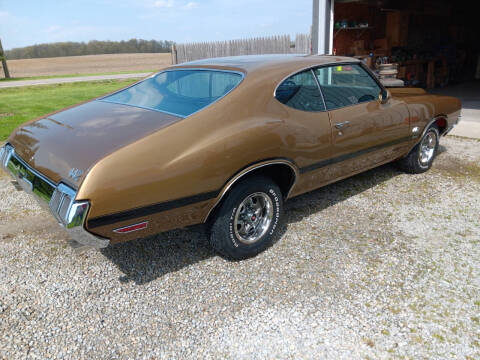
169;54;360;75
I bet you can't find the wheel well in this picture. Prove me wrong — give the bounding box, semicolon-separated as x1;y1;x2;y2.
240;163;297;199
205;163;296;223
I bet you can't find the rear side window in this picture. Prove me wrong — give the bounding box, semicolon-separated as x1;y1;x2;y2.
314;64;381;110
275;70;325;112
102;69;243;117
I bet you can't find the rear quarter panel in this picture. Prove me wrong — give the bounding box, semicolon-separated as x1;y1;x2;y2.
77;72;299;241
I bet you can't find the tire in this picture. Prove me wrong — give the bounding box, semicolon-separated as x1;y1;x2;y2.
396;125;439;174
209;176;283;260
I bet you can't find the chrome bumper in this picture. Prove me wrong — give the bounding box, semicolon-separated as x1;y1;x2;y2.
0;144;109;248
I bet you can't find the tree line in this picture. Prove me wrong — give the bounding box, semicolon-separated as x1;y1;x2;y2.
5;39;173;59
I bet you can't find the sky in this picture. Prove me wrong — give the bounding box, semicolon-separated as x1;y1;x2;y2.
0;0;312;50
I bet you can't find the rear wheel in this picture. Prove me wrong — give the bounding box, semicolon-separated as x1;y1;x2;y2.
396;125;439;174
209;176;283;260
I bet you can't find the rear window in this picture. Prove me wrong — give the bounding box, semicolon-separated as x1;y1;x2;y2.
102;69;243;117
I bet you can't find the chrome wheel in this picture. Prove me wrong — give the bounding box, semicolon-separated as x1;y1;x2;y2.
418;131;437;166
233;192;274;244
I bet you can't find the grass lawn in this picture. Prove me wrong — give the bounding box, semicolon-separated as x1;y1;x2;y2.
0;79;136;141
0;70;155;82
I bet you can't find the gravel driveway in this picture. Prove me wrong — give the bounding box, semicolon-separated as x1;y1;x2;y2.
1;136;479;359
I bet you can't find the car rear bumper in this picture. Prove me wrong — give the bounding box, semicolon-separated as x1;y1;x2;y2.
0;144;109;248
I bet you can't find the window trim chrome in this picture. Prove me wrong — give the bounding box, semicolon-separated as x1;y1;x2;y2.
98;68;246;119
273;60;387;113
311;68;328;112
273;60;362;113
271;66;328;113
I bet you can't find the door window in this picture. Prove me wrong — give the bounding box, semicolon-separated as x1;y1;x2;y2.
314;64;381;110
275;69;325;112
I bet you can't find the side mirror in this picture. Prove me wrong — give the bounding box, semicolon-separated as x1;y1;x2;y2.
379;89;390;104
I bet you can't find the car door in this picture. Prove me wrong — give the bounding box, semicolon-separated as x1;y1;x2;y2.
313;63;410;179
274;68;334;196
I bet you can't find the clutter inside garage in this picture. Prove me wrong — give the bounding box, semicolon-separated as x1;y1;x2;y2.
333;0;479;88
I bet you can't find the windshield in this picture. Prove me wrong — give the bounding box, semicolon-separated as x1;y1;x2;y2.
101;69;243;117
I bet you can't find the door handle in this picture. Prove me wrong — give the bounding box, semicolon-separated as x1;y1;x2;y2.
335;121;350;129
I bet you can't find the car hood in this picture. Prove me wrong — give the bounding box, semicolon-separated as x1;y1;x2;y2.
8;100;182;187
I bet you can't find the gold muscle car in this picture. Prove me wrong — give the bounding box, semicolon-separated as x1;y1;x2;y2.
0;55;461;259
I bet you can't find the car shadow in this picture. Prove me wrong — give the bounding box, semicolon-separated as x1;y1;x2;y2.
100;162;404;285
283;163;404;225
100;224;215;285
437;144;447;156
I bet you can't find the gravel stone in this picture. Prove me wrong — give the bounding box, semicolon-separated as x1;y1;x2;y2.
0;136;479;359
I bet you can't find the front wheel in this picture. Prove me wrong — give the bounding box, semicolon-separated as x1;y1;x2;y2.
209;176;283;260
396;125;439;174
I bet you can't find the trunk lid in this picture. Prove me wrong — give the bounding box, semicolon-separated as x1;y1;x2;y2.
8;100;182;187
